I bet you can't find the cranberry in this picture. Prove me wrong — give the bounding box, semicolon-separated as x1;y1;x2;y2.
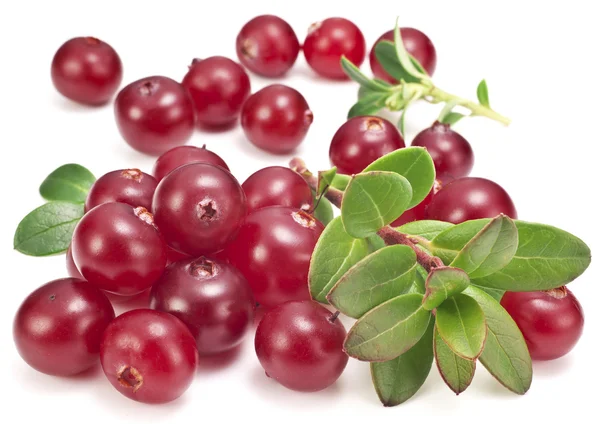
501;287;584;361
255;300;348;391
114;76;195;155
100;309;198;404
72;203;167;296
329;116;405;175
425;177;517;224
182;56;251;128
51;37;123;105
13;278;115;376
369;28;437;83
242;166;313;213
391;186;436;226
153;163;247;256
166;246;191;266
85;169;157;212
222;207;324;307
153;145;229;182
236;15;300;77
66;244;83;280
303;18;366;80
150;257;255;355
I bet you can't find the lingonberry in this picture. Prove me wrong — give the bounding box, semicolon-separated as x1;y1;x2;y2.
72;202;167;296
236;15;300;77
303;18;366;80
66;244;83;280
242;166;313;213
166;246;191;266
85;169;157;212
255;300;348;392
425;177;517;224
13;278;115;376
100;309;198;404
182;56;251;128
150;257;255;355
222;207;324;307
153;145;229;182
329;116;405;175
51;37;123;105
152;163;247;256
114;76;195;155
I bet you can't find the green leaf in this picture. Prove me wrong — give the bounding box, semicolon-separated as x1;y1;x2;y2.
473;285;505;302
312;193;334;226
14;202;85;256
371;319;435;406
327;245;417;318
318;167;337;196
477;79;490;107
331;173;351;190
344;293;431;361
393;20;430;81
422;267;470;311
341;56;392;93
39;164;96;203
408;266;428;295
396;220;454;241
366;234;386;252
464;286;532;394
348;92;388;119
435;294;487;360
309;217;370;303
439;111;466;126
341;171;412;238
434;327;476;395
374;41;425;84
430;219;490;263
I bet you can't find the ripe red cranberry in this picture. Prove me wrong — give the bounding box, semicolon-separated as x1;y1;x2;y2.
115;76;195;155
72;203;167;296
329;116;405;175
242;166;313;213
153;145;229;182
222;207;324;308
369;28;437;83
425;177;517;224
14;278;115;376
66;244;83;280
150;257;255;355
501;287;584;361
411;121;474;183
153;163;247;256
303;18;366;80
236;15;300;77
166;246;191;266
85;169;157;212
182;56;251;128
255;300;348;391
100;309;198;404
51;37;123;105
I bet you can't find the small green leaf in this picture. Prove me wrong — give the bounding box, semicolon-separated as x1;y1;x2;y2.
477;79;490;107
358;79;392;100
422;267;470;311
393;20;430;81
366;234;386;252
331;173;351;190
434;327;476;395
396;220;454;241
311;192;334;226
439;111;466;126
473;285;505;302
430;219;490;263
344;293;432;361
341;56;392;93
408;266;428;295
374;41;425;84
318;167;337;196
348;92;388;119
39;164;96;203
435;294;487;360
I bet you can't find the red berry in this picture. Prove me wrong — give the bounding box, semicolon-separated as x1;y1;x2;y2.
100;309;198;404
166;246;191;266
501;287;584;361
114;76;195;156
51;37;123;105
303;18;366;80
153;163;247;256
329;116;405;175
150;257;255;355
14;278;115;376
72;203;167;296
236;15;300;77
66;243;83;280
85;169;157;212
425;177;517;224
182;56;251;128
153;145;229;182
222;207;324;308
255;301;348;392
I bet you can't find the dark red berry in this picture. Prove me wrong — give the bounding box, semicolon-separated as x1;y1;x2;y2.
66;244;83;280
51;37;123;105
166;246;191;266
85;169;157;212
100;309;198;404
14;278;115;376
153;145;229;182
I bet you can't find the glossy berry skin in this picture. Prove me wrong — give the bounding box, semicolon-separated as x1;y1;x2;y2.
153;163;247;256
115;76;195;155
100;309;198;404
236;15;300;77
329;116;405;175
66;244;83;280
14;278;115;376
150;257;255;355
501;288;584;361
303;18;366;80
51;37;123;105
222;207;324;307
242;166;313;213
85;169;157;212
72;202;167;296
426;177;517;224
182;56;251;128
255;301;348;392
166;246;191;266
153;145;229;182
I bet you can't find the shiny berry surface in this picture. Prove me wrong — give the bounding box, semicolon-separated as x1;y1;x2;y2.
153;145;229;182
166;246;191;266
85;169;157;212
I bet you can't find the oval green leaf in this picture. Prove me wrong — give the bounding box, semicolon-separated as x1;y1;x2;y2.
396;220;454;241
374;40;426;84
39;164;96;203
477;79;490;107
347;93;388;119
331;173;351;190
422;267;470;311
434;326;476;395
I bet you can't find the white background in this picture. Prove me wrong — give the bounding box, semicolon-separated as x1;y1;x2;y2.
0;1;597;422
